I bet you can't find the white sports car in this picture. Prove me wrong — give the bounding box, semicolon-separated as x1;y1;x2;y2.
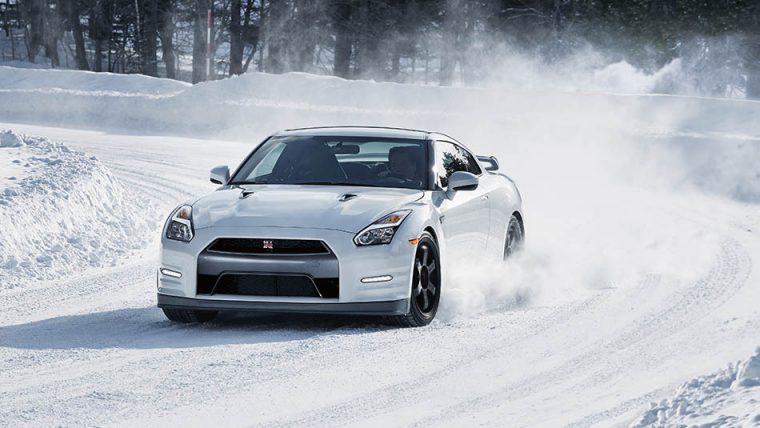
157;126;524;326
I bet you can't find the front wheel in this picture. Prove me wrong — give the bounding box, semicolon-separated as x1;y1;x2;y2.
388;232;441;327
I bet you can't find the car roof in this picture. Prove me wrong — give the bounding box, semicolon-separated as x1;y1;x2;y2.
276;126;454;141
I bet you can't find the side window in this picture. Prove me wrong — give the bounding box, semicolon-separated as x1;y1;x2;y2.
436;141;469;188
456;145;482;175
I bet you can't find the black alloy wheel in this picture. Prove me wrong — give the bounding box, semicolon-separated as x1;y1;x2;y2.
389;232;441;327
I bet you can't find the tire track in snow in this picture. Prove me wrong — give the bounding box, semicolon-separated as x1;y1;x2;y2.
257;292;615;428
0;260;156;326
410;238;752;427
263;237;751;428
0;319;390;426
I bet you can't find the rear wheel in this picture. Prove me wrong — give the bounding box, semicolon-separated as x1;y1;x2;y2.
503;215;524;260
162;308;218;323
388;232;441;327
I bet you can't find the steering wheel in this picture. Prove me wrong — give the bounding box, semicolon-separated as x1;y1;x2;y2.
383;172;421;188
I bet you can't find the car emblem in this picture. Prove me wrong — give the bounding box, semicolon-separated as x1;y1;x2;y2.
262;240;274;250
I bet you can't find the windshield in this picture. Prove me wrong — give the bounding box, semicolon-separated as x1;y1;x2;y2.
230;136;429;190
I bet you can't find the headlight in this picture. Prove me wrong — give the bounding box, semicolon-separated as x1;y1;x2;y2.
354;210;411;246
166;205;194;242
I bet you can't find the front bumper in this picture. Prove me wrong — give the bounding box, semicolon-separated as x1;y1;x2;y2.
158;294;409;315
158;225;417;308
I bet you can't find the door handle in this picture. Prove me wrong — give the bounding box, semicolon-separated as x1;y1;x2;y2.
481;195;489;200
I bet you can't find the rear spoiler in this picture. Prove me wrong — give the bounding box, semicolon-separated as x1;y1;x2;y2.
477;155;499;172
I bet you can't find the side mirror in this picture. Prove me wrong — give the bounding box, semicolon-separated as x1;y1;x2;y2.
446;171;479;198
210;165;230;185
476;155;499;171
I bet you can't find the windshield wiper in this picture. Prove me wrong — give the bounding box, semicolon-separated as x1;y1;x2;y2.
290;181;349;185
236;180;417;189
232;180;351;186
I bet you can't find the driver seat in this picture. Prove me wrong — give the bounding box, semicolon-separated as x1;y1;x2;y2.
272;141;346;182
387;146;423;183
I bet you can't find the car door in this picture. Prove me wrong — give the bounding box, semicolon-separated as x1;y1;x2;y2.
433;141;491;261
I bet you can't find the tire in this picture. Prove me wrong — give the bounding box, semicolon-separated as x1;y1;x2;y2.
388;232;441;327
503;215;524;260
162;308;218;323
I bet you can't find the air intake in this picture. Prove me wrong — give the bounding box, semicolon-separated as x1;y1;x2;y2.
207;238;330;255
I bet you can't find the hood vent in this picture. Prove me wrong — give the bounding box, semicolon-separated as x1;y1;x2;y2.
338;193;358;202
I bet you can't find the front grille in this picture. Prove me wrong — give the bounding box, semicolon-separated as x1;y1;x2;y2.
197;273;339;298
207;238;329;255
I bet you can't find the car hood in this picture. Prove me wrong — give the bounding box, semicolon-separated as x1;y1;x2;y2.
191;185;425;233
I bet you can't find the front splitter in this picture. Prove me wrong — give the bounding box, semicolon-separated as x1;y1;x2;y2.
157;294;409;316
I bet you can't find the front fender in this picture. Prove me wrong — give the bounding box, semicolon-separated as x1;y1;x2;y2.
395;201;449;291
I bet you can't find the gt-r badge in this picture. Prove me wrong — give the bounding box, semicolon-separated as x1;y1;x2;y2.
263;240;274;249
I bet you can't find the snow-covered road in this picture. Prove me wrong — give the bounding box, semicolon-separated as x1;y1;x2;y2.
1;122;758;427
1;68;759;426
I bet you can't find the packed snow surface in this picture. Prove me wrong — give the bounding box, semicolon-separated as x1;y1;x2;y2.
1;66;759;426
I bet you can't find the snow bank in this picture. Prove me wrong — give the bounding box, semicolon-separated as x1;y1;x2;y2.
0;130;155;289
0;66;189;95
0;66;189;133
631;347;760;427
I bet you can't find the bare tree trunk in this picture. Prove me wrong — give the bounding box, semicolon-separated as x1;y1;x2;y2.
411;56;415;83
439;0;459;86
229;0;243;75
158;0;176;78
89;0;110;72
241;0;259;73
355;0;381;79
65;0;89;70
192;0;208;83
2;10;9;38
747;73;760;99
21;0;44;62
332;0;352;78
257;0;265;72
266;0;287;73
94;39;103;71
43;2;62;67
138;0;158;76
747;32;760;99
459;1;475;83
293;0;315;72
243;46;256;72
391;40;400;81
133;0;142;67
748;62;760;99
44;41;59;67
